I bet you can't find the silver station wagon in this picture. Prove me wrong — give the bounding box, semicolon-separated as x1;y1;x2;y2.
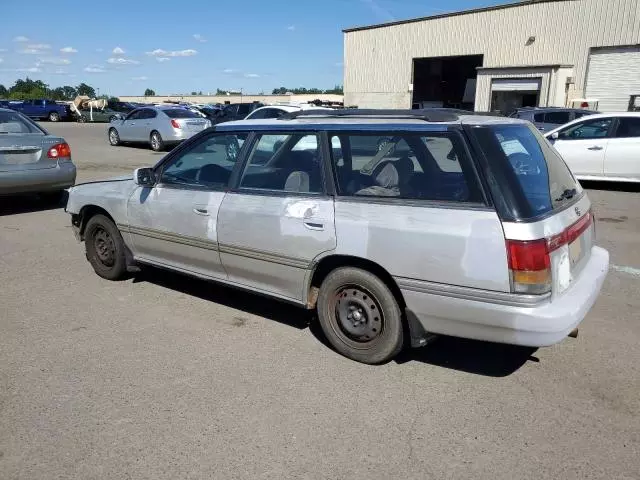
66;110;609;364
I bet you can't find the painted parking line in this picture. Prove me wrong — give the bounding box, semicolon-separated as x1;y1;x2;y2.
611;264;640;278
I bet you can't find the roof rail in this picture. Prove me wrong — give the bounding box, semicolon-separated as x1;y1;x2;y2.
278;108;461;122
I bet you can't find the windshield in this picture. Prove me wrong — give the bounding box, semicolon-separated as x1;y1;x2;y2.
0;110;44;134
163;109;200;119
471;123;581;219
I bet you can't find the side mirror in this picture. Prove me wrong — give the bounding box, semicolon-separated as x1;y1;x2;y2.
134;167;156;187
550;131;559;140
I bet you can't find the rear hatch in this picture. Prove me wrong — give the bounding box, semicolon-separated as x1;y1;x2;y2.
469;121;594;296
0;111;60;171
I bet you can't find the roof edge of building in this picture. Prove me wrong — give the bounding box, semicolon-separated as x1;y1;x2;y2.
343;0;573;33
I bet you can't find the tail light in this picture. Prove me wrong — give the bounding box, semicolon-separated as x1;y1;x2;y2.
507;210;592;294
47;142;71;159
170;119;181;129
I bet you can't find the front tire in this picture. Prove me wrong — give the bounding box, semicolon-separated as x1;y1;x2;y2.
48;111;60;122
150;131;164;152
317;267;404;364
108;128;121;146
84;214;128;281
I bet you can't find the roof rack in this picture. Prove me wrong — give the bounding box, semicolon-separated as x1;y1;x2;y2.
278;108;461;122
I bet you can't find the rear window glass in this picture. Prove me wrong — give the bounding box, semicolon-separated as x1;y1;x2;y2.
471;124;581;218
0;110;43;134
163;108;199;119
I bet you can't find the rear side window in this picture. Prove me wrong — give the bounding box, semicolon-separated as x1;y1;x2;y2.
471;124;581;218
329;132;481;203
614;117;640;138
544;111;571;125
163;108;199;119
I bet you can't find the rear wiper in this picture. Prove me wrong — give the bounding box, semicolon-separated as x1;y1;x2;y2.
555;188;577;202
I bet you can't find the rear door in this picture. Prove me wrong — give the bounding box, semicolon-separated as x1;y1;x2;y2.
217;131;336;302
604;116;640;180
549;116;614;177
0;110;56;172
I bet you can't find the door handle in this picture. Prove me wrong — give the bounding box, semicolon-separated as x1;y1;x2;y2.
303;221;324;231
193;207;209;216
587;146;603;151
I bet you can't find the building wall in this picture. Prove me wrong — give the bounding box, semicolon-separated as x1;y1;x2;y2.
344;0;640;108
118;94;344;105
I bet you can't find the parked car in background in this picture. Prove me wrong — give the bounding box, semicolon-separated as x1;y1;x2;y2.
108;106;211;151
212;102;264;124
545;112;640;183
510;107;598;132
67;109;608;365
9;99;72;122
0;108;76;200
76;108;125;123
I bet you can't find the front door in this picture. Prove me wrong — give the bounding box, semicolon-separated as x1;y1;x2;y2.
604;116;640;180
119;109;144;141
125;132;247;278
217;132;336;302
550;116;614;177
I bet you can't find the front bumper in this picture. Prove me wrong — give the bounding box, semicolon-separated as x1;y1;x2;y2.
0;162;76;195
402;246;610;347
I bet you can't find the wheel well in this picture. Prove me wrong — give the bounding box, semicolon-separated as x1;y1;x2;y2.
74;205;116;240
310;255;406;309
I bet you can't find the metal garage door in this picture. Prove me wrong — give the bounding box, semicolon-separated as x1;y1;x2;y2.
491;79;541;91
586;47;640;112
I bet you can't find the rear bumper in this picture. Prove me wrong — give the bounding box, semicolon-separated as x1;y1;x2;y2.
0;162;76;194
401;246;610;347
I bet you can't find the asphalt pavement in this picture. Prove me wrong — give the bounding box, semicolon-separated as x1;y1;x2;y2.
0;123;638;480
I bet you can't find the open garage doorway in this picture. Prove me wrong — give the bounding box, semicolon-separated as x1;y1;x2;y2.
412;55;483;110
490;78;541;115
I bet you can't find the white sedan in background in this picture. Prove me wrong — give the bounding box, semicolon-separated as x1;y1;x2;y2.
545;112;640;183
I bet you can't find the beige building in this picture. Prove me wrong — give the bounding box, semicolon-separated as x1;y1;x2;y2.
343;0;640;113
118;93;344;106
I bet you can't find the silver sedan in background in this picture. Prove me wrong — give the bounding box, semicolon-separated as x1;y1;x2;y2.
0;108;76;201
108;106;211;152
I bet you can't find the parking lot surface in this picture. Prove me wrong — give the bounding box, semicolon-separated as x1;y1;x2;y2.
1;123;639;480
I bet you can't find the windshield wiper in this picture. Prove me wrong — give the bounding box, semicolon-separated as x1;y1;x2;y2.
555;188;577;202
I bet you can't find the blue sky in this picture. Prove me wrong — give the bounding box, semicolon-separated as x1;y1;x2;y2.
1;0;516;96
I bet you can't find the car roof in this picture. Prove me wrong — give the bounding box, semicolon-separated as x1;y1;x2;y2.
217;110;527;131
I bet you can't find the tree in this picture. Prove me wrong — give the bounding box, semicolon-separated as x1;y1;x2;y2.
76;82;96;98
0;84;7;98
144;88;156;96
61;85;77;100
324;85;344;95
190;91;197;95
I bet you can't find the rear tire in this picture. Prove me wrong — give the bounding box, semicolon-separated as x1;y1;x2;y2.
108;128;121;146
77;115;87;123
84;214;128;281
48;111;60;122
317;267;404;364
150;131;164;152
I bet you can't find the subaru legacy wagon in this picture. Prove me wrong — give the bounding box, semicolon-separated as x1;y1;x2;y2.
66;109;609;364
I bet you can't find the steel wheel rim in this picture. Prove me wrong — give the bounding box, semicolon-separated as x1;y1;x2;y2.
332;285;384;344
109;130;118;144
93;227;115;267
151;134;160;150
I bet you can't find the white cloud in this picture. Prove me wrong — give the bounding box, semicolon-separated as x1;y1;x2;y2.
156;57;170;62
52;68;68;75
20;44;52;55
112;46;125;55
84;64;106;73
60;46;77;53
146;48;197;57
39;57;72;65
107;57;140;65
244;73;260;78
222;68;235;74
17;67;42;73
0;48;7;53
0;58;3;63
13;36;29;42
286;25;296;31
132;76;148;81
192;34;206;43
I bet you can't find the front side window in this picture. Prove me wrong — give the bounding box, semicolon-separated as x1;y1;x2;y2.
125;109;143;120
329;133;480;203
160;133;247;189
558;117;613;140
239;133;323;194
614;117;640;138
